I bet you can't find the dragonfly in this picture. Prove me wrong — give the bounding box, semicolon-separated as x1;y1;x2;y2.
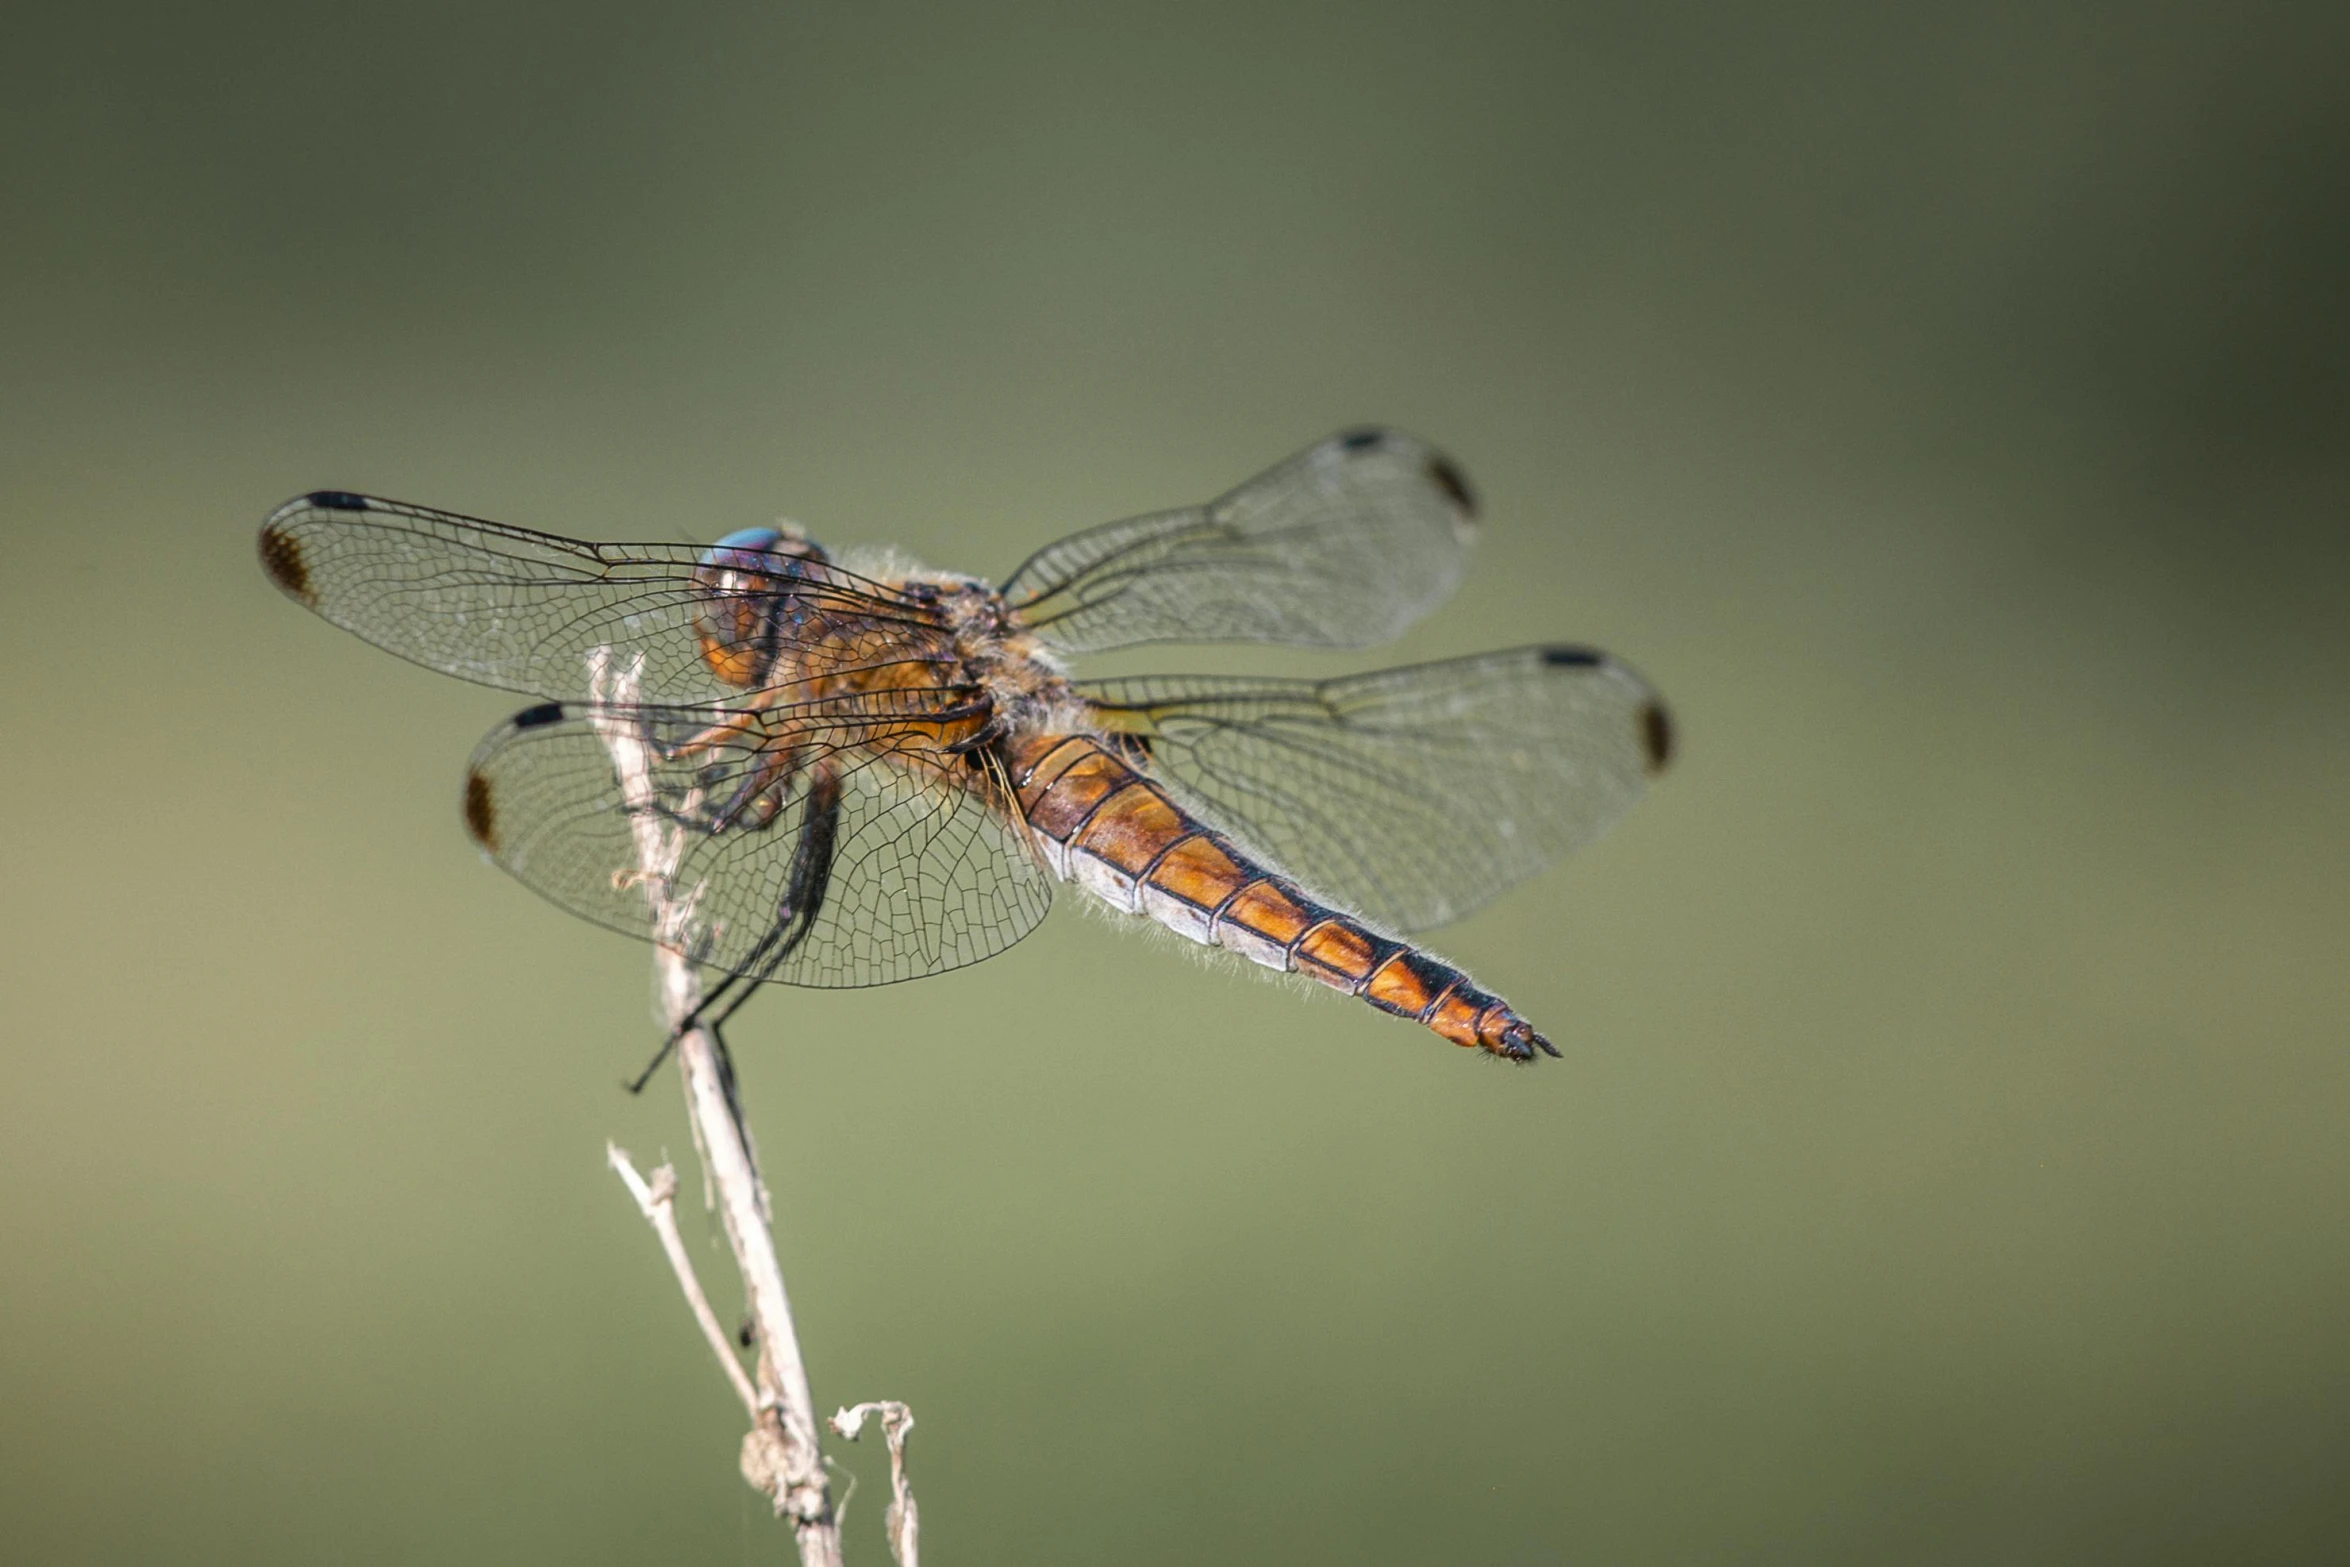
258;428;1672;1076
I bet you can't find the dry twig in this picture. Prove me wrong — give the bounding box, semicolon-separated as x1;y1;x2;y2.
604;1145;761;1418
589;650;842;1567
832;1402;921;1567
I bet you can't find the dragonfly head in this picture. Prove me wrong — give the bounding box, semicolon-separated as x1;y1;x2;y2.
692;524;831;688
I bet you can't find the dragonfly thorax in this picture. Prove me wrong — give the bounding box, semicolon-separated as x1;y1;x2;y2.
917;576;1086;739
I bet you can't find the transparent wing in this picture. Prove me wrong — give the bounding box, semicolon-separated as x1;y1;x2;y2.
258;492;948;705
460;695;1053;987
1000;428;1480;654
1081;646;1672;933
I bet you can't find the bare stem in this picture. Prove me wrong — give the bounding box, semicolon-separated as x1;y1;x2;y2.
589;651;842;1567
605;1145;761;1418
832;1402;921;1567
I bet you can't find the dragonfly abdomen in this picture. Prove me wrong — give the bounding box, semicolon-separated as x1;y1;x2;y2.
1009;734;1556;1062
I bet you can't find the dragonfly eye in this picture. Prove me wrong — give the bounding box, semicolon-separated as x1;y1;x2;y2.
699;524;828;573
692;526;830;688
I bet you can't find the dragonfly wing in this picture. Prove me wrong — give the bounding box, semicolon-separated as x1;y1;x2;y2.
258;493;943;705
1000;428;1479;654
461;696;1053;987
1080;646;1672;933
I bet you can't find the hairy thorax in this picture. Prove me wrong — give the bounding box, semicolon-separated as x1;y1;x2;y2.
903;575;1092;746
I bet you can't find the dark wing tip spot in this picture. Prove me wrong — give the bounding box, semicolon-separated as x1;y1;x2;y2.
256;524;314;605
1426;455;1479;519
462;770;499;852
1338;427;1388;452
512;701;567;729
1540;645;1603;668
308;490;371;511
1640;700;1675;775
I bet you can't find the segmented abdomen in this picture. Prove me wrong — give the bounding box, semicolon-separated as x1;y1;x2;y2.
1007;733;1554;1061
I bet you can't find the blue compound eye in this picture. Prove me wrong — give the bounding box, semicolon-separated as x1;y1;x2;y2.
707;527;784;557
699;525;825;571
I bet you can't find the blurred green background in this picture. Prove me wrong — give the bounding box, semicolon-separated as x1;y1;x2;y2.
4;2;2346;1562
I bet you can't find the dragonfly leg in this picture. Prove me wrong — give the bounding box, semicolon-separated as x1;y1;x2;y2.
629;708;807;835
614;976;762;1188
622;963;748;1093
626;767;843;1094
636;706;760;765
622;1027;682;1094
703;742;802;832
707;1018;755;1183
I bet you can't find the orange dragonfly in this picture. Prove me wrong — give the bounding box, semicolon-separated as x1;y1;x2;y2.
259;429;1671;1071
